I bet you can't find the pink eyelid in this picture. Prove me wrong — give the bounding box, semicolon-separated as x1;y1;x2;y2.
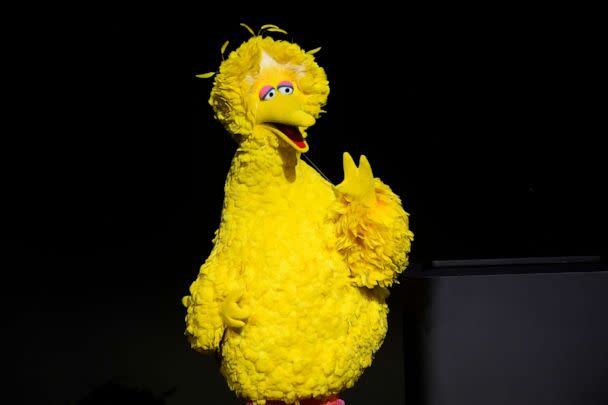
278;81;293;88
259;85;274;99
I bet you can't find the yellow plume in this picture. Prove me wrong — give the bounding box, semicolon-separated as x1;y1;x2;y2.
240;23;255;36
196;72;215;79
265;27;288;35
221;40;229;59
260;24;280;30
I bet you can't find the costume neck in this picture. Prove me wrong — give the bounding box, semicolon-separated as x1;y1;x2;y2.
228;127;301;190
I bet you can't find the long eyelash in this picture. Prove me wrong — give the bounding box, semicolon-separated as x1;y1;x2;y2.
259;87;274;99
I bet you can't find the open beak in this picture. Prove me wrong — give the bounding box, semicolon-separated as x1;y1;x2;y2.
264;123;309;152
257;95;315;152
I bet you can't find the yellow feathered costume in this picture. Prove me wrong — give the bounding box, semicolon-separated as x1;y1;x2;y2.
182;26;414;405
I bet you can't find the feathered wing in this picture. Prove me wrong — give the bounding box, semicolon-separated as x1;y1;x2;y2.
182;248;236;353
331;156;414;288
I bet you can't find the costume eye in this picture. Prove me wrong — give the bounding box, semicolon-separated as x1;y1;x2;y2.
277;81;294;95
259;85;276;101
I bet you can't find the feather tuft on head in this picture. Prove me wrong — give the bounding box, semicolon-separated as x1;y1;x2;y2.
196;72;215;79
239;23;255;36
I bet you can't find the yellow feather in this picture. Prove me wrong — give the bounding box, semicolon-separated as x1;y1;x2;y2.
306;47;322;55
195;72;215;79
221;40;229;56
240;23;255;36
266;27;288;35
260;24;280;30
184;35;412;403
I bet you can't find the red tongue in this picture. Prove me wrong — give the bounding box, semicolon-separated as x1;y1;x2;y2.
274;123;306;149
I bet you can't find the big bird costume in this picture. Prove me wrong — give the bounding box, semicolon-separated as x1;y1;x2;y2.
182;24;414;405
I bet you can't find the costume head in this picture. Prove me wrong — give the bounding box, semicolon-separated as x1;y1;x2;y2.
207;34;330;153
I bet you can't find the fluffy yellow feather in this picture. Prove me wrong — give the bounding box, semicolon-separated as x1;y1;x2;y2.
183;33;413;405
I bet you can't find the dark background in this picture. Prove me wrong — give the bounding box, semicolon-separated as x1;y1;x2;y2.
2;4;605;404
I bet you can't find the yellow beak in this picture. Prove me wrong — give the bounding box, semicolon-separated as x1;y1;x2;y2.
256;92;315;152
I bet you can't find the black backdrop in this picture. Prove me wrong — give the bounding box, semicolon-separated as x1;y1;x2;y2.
2;4;605;404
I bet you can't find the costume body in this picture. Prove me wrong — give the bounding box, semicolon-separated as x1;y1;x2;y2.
183;30;413;405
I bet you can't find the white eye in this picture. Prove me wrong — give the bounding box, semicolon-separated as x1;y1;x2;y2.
263;88;276;100
278;85;293;95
